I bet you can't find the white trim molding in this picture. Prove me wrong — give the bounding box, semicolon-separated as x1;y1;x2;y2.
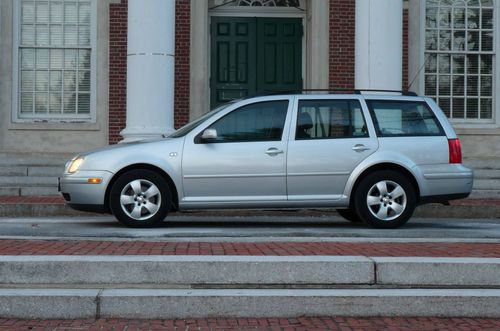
190;0;329;121
417;0;499;129
11;0;98;124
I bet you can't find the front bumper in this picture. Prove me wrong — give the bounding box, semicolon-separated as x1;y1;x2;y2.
59;170;114;207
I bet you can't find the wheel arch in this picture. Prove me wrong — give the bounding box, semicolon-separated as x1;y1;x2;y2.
105;164;179;212
348;163;421;207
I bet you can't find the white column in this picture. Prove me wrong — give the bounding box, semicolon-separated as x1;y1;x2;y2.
121;0;175;142
306;1;330;90
355;0;403;91
189;1;209;121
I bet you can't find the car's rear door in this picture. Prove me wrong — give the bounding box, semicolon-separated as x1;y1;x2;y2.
286;96;379;201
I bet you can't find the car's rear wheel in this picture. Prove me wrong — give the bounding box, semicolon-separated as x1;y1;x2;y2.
354;170;416;229
336;208;362;223
110;169;171;228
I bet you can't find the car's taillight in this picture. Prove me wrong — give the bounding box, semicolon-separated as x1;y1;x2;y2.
448;138;462;164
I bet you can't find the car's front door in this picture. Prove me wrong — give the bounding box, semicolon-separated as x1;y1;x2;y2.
287;97;378;201
182;99;292;205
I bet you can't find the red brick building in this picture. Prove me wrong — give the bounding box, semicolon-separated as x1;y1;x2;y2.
0;0;498;158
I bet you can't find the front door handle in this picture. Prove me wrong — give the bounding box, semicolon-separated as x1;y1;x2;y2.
352;144;370;152
265;148;284;156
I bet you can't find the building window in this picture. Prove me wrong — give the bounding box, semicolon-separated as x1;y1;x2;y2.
14;0;96;122
424;0;495;122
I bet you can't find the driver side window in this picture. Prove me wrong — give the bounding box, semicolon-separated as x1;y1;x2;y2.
208;100;289;143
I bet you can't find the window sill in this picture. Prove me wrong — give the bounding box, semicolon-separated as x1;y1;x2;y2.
8;121;101;131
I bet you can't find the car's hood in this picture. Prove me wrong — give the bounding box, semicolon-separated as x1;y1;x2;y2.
78;137;171;157
74;136;186;174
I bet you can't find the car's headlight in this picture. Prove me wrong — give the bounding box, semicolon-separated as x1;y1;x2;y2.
67;157;84;174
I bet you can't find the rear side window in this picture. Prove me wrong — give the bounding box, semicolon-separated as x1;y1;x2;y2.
296;99;368;140
367;100;444;137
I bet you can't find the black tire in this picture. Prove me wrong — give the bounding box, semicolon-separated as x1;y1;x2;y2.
110;169;171;228
354;170;416;229
336;208;362;223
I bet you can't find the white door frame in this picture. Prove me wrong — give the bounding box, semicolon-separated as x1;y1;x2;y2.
189;0;329;121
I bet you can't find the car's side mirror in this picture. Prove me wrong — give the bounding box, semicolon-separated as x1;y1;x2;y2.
200;128;218;143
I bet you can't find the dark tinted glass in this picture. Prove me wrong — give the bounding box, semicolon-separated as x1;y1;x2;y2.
210;100;288;142
367;100;444;137
296;100;368;140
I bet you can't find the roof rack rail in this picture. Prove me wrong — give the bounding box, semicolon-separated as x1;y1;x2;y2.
261;89;418;96
354;89;418;96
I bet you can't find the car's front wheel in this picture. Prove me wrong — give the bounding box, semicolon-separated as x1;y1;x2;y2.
354;170;416;229
110;169;171;227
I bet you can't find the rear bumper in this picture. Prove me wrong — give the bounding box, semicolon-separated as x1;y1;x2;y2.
415;164;473;201
419;192;470;205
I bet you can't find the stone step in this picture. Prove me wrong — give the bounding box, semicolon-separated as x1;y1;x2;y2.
0;166;64;178
473;169;500;179
0;288;499;319
27;166;64;177
0;166;28;177
0;187;60;197
463;158;500;170
0;256;372;286
0;188;20;197
0;256;498;287
0;256;499;319
1;201;499;218
468;189;500;199
473;179;500;190
20;187;60;196
0;153;71;167
0;176;58;187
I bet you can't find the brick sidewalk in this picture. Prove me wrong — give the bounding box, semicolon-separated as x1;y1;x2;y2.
1;240;499;257
0;317;499;330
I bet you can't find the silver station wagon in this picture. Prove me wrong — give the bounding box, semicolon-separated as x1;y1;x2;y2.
60;91;473;228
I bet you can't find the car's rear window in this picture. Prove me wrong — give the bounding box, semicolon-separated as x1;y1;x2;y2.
366;100;445;137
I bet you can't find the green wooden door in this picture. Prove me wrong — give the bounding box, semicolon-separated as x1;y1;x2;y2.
211;17;302;108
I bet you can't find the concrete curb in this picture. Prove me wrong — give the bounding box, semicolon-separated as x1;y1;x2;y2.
1;288;500;319
414;204;500;219
0;256;374;285
98;289;500;319
0;256;499;287
0;204;90;217
1;256;500;318
0;289;98;319
1;202;500;218
374;257;500;286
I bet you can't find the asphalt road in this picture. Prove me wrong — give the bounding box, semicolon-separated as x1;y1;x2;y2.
0;215;500;241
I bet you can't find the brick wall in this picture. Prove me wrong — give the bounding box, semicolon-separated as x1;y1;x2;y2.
108;0;128;144
329;0;356;90
174;0;191;128
403;8;409;89
329;1;410;92
108;0;191;144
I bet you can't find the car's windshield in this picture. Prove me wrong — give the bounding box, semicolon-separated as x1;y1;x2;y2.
168;103;233;138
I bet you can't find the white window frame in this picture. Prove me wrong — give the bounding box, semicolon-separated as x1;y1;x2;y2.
419;0;500;128
209;0;307;13
12;0;97;123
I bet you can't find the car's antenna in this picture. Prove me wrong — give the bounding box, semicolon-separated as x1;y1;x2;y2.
407;56;429;92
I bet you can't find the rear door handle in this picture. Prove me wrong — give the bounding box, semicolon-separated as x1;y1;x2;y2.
352;144;370;152
265;148;284;156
